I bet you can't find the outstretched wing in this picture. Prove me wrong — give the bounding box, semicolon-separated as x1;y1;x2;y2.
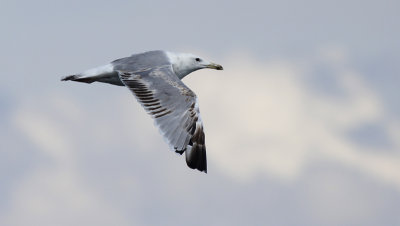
117;66;207;173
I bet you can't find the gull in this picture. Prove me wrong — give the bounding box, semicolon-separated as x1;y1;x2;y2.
61;50;223;173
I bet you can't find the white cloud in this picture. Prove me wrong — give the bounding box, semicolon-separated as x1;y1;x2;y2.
186;49;400;187
3;49;400;226
1;168;133;226
1;97;134;226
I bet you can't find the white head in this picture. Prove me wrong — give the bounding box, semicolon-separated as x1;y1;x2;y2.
166;52;223;79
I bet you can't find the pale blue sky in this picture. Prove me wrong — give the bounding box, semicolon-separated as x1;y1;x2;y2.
1;0;399;225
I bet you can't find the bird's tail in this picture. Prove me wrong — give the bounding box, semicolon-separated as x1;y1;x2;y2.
61;63;124;86
61;74;96;83
61;74;98;83
61;63;114;83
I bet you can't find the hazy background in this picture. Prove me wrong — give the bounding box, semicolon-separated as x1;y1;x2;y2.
1;0;400;225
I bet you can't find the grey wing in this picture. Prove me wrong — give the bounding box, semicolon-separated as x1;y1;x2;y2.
117;66;207;173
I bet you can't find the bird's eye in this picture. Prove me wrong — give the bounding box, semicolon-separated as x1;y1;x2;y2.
195;58;201;62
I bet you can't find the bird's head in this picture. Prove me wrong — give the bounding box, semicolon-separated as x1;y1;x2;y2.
166;52;223;79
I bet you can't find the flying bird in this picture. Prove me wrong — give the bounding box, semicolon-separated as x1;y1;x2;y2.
61;50;223;173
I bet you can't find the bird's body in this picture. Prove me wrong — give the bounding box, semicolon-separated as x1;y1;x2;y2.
62;50;223;173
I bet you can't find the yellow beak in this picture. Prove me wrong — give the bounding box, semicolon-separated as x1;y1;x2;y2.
207;63;223;70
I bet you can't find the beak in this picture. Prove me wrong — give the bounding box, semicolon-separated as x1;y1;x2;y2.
207;62;223;70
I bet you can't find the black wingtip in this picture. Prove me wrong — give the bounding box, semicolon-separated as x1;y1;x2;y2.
185;143;207;173
184;120;207;173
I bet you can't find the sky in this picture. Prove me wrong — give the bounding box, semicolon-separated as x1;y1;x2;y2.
1;0;400;225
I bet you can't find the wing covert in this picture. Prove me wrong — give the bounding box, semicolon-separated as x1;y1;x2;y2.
118;66;207;172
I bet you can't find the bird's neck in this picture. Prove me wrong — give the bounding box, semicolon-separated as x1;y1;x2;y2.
173;63;199;79
166;52;198;80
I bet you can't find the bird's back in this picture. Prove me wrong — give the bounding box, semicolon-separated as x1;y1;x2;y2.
112;50;171;72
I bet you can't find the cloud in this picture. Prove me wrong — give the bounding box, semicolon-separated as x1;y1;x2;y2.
1;168;133;226
186;48;400;187
2;49;400;225
1;97;133;226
